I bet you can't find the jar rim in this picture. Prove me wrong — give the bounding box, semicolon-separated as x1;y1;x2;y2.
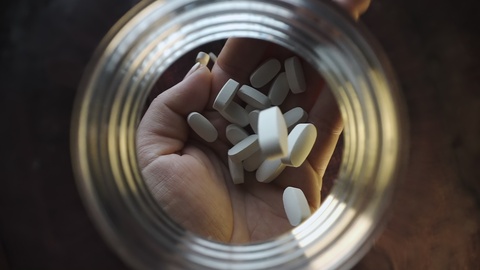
71;0;408;269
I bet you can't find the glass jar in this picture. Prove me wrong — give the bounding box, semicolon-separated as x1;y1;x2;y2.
71;0;408;269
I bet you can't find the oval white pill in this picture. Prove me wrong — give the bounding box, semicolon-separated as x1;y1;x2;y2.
243;150;264;172
238;85;271;109
187;112;218;143
283;187;311;226
226;124;249;145
285;56;306;94
245;104;256;113
268;72;290;106
250;58;281;88
256;158;286;183
248;110;259;134
257;106;288;159
228;134;259;163
213;79;240;111
281;123;317;167
196;51;210;66
228;157;244;184
220;102;249;127
283;107;308;129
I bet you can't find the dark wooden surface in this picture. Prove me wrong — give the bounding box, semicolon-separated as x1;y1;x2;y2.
355;1;480;268
1;0;479;269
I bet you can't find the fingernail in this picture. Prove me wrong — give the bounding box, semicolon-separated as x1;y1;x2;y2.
185;62;201;78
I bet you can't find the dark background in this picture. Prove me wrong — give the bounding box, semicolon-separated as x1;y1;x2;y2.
1;0;479;269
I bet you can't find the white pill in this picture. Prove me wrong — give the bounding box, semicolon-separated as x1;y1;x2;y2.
283;107;309;130
256;158;286;183
248;110;260;134
243;150;264;172
209;52;218;63
213;79;240;111
220;102;249;127
250;58;281;88
226;124;249;145
196;51;210;66
283;187;311;226
187;112;218;142
238;85;271;109
268;72;290;106
228;157;244;184
228;134;259;163
281;123;317;167
285;56;306;94
245;104;256;113
257;106;288;159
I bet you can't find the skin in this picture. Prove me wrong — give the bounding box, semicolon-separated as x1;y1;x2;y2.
136;0;370;243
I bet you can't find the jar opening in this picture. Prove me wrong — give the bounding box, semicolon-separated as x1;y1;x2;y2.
72;1;407;269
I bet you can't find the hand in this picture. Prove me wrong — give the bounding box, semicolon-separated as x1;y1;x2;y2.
136;0;370;243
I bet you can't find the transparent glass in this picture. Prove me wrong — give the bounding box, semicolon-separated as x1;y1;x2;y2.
71;0;408;269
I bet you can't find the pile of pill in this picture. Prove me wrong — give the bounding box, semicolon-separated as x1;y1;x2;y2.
187;52;316;226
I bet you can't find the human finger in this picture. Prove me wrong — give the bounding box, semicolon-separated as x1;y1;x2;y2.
210;38;270;105
136;64;212;168
306;87;343;179
334;0;371;19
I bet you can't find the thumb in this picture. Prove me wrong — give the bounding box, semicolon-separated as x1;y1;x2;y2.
137;63;212;168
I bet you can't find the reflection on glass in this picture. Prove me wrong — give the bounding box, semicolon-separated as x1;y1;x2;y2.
136;39;343;243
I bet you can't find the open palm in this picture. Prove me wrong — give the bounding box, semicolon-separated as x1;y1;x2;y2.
137;38;343;243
